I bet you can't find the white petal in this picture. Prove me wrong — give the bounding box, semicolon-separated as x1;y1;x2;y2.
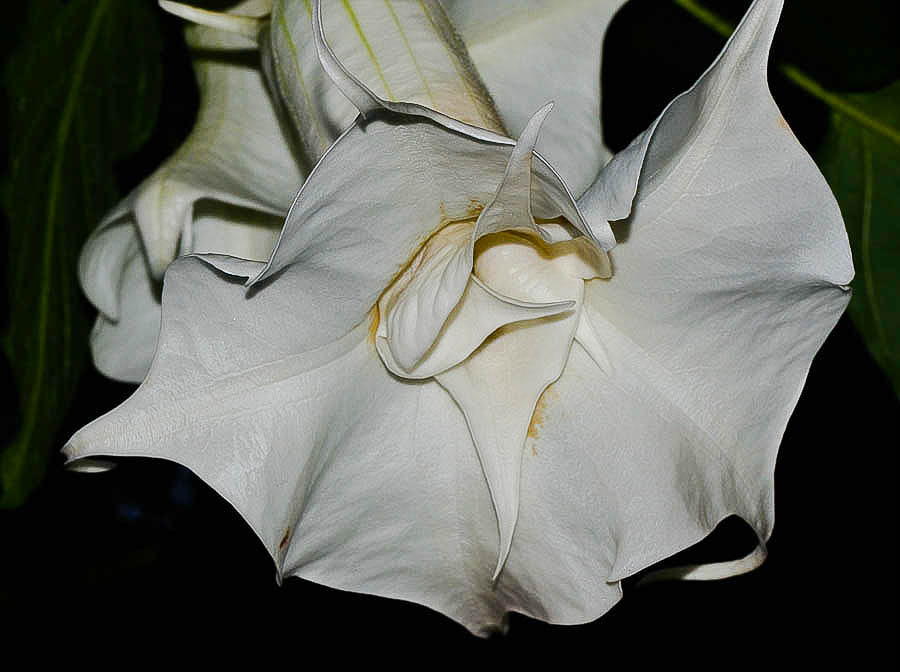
375;104;594;373
518;332;775;591
377;221;475;372
67;250;610;634
158;1;268;42
268;0;507;170
433;229;586;577
79;219;139;322
306;4;610;247
119;15;303;276
64;255;503;634
572;0;852;570
377;273;573;379
88;228;161;384
446;0;628;197
436;303;581;580
250;109;595;349
81;208;280;383
187;203;282;261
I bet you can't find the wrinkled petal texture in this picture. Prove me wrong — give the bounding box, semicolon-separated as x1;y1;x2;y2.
576;0;852;575
66;0;853;636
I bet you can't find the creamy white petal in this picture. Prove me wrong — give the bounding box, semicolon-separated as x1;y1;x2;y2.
250;107;599;350
437;304;581;580
65;254;515;634
117;13;303;276
377;273;573;379
446;0;628;197
81;208;281;383
473;102;550;241
268;0;507;170
66;251;612;635
377;222;475;372
88;226;161;384
432;229;588;577
79;219;140;322
377;104;584;373
574;0;853;572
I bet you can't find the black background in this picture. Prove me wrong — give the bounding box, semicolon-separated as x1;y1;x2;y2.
1;0;897;660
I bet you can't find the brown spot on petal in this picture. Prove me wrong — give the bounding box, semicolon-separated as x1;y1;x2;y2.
777;116;791;131
279;528;291;550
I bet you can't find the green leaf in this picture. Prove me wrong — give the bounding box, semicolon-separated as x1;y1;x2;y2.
817;81;900;397
1;0;162;507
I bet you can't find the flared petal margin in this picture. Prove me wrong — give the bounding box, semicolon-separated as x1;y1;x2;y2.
116;11;303;278
63;255;583;635
65;0;854;637
79;2;303;383
576;0;853;576
79;209;282;383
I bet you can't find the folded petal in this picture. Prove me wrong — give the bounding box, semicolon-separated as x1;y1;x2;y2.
251;105;600;349
186;202;282;260
375;104;596;373
120;12;303;276
64;254;531;635
446;0;628;197
80;208;281;383
433;227;589;577
268;0;507;170
87;225;161;383
573;0;853;570
377;274;572;378
79;218;140;322
66;250;617;635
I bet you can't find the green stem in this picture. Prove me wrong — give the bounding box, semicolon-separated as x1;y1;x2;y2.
673;0;900;146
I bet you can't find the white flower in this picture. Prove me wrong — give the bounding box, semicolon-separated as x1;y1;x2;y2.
67;0;852;636
79;0;303;382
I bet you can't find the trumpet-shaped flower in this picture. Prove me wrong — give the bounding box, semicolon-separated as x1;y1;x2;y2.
79;0;304;382
67;0;853;635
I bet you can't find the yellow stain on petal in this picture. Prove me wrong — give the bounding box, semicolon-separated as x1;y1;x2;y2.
527;384;558;446
372;200;486;315
368;304;380;346
777;115;791;131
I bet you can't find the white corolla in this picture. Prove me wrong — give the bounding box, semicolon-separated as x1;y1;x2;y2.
68;0;852;635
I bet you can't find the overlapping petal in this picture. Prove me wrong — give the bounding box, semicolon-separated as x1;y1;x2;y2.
445;0;628;197
79;2;303;382
268;0;507;169
67;0;853;636
575;0;853;574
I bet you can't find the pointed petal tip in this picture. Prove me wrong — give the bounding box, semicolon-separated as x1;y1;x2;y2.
63;455;118;474
491;534;513;583
158;0;265;43
635;545;768;587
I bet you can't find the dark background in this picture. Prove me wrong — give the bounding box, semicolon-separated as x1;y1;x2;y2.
1;0;897;660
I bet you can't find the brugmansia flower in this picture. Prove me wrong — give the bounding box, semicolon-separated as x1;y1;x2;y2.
78;0;303;382
66;0;853;636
